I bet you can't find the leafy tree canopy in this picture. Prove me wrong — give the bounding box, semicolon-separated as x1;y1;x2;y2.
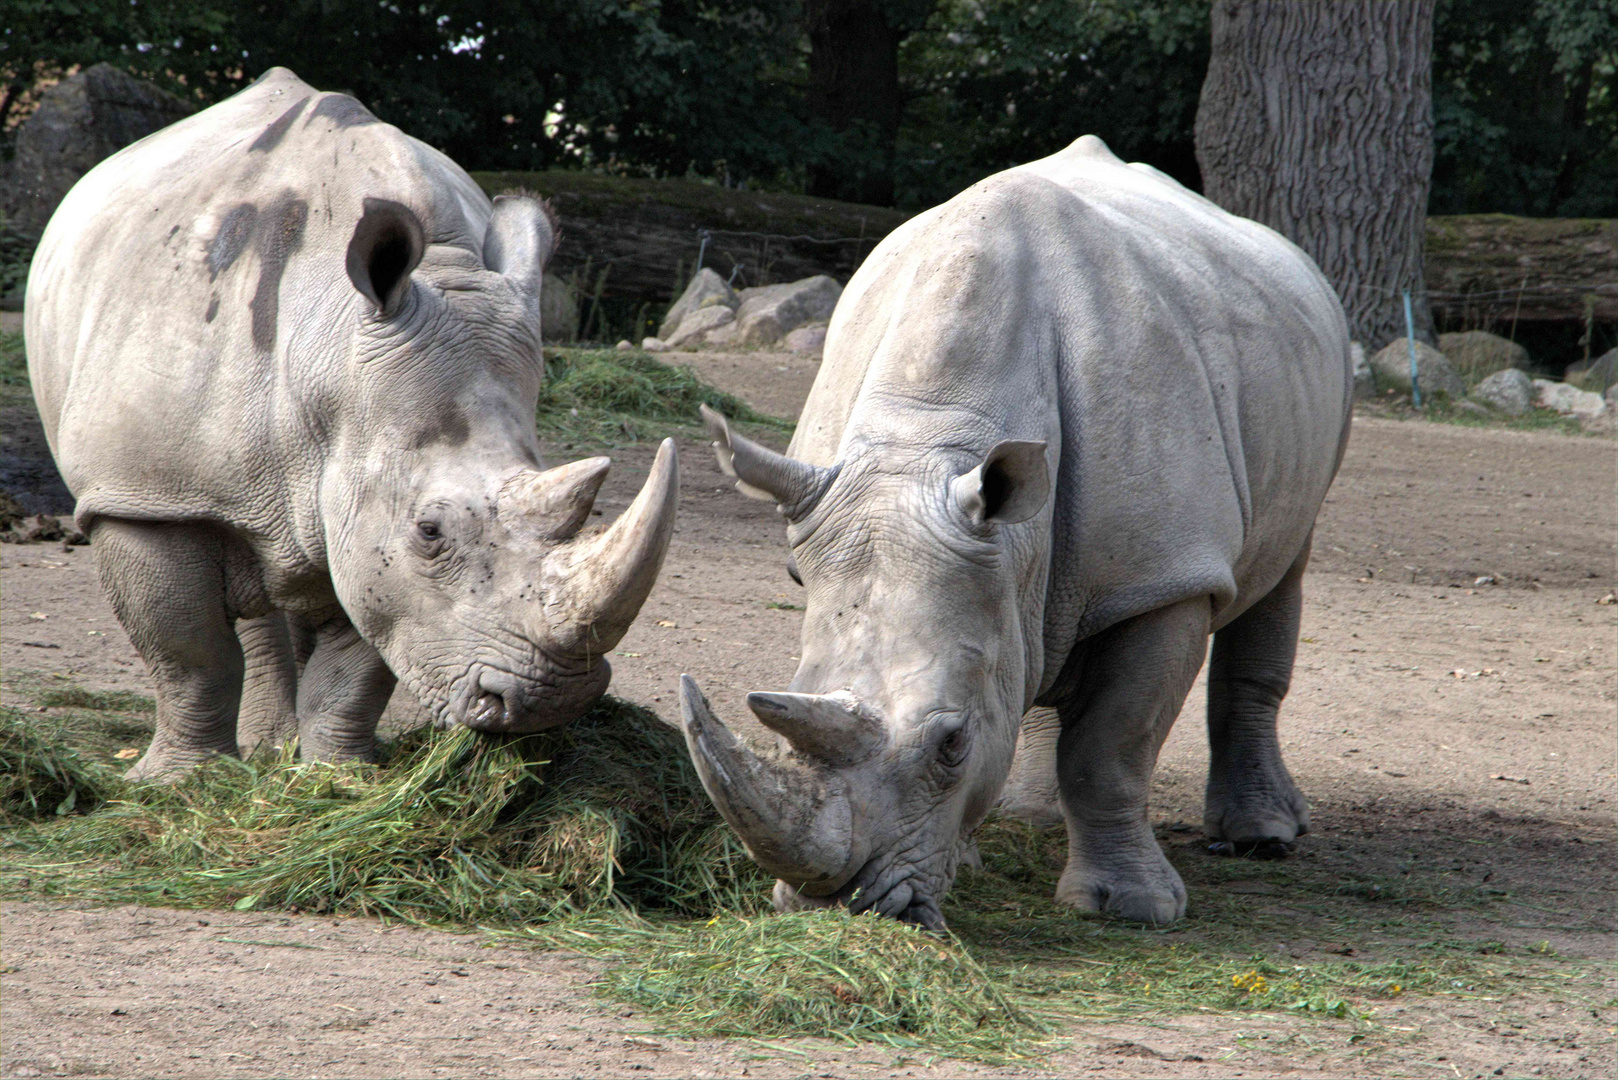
2;0;1612;216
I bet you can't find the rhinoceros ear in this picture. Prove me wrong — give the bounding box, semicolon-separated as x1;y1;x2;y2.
951;440;1050;525
483;195;557;297
346;198;425;316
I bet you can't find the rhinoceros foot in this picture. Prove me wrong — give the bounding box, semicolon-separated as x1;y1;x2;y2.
1203;755;1311;852
1055;822;1187;926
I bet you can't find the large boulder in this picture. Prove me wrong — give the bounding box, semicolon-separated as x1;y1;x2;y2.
659;268;739;339
1472;368;1533;415
1436;330;1529;383
734;275;842;346
540;272;579;342
1;64;195;239
785;322;829;357
1369;338;1466;400
1566;346;1618;394
668;303;736;350
1532;379;1607;419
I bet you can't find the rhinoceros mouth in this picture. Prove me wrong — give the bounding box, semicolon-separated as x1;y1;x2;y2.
446;659;612;734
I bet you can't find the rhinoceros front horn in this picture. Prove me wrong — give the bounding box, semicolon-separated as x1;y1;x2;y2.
540;438;679;656
680;675;860;894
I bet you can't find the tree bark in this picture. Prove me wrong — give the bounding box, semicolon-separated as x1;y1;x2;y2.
1194;0;1436;348
804;0;907;207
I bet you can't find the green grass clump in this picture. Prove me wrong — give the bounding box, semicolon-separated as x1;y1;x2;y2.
538;347;789;444
0;707;120;820
2;697;766;922
605;909;1047;1061
0;329;27;406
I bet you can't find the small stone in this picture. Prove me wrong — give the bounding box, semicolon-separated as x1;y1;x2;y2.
1472;368;1533;415
1531;379;1606;419
733;276;842;346
614;339;633;351
1369;338;1466;400
641;337;669;353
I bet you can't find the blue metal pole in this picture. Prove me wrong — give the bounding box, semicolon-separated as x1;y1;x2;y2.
1403;289;1422;408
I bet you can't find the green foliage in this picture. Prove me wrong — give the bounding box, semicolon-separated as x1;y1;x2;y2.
606;909;1048;1062
0;330;26;390
896;0;1211;207
536;347;789;444
1431;0;1618;216
0;707;119;821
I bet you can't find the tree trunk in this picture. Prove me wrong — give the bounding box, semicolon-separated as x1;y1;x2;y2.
805;0;906;207
1194;0;1436;348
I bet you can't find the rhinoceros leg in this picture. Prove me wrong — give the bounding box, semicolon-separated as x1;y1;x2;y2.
92;519;244;781
1052;596;1210;925
295;616;396;763
1204;541;1311;852
234;612;299;757
999;706;1063;825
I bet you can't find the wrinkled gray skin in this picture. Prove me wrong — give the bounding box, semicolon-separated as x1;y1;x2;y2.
25;69;678;780
681;136;1350;929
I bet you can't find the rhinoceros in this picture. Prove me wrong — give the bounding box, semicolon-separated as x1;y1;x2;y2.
25;69;678;780
681;135;1350;928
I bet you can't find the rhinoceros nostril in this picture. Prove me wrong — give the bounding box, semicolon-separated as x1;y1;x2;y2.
469;691;506;729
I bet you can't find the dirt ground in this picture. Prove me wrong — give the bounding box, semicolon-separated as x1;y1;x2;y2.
2;348;1614;1079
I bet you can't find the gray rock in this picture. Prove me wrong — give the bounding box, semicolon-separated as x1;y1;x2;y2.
1531;379;1607;419
1370;338;1466;400
540;272;579;342
1566;346;1618;394
785;323;828;356
1;64;195;239
668;303;736;350
1350;342;1375;400
660;268;739;339
1471;368;1533;415
641;336;670;353
734;276;842;346
1437;330;1529;383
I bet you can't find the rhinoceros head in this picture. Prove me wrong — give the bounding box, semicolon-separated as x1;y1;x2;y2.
681;406;1048;928
324;194;677;732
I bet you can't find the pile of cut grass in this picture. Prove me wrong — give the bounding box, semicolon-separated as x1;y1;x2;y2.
1;697;767;922
604;910;1049;1062
0;707;120;821
537;347;789;444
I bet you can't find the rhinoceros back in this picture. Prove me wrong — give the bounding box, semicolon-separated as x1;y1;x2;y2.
24;67;490;530
793;135;1351;688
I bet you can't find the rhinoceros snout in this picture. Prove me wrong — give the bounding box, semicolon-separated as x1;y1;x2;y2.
457;664;611;734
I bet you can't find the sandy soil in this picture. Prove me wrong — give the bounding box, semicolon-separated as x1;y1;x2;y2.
2;351;1614;1079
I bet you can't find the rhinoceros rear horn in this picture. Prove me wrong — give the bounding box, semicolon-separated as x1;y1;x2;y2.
503;456;612;540
680;675;858;893
347;197;425;316
746;691;883;765
541;438;679;655
483;195;557;295
700;404;832;519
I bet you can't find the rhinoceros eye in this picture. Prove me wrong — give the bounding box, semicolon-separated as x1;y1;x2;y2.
938;724;970;768
415;520;441;540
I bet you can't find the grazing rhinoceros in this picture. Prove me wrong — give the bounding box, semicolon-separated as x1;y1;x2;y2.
25;68;677;780
681;135;1350;928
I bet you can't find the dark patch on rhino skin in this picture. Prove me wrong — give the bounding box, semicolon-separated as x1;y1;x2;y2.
249;194;310;351
409;403;472;450
205;295;219;323
248;96;311;154
309;95;378;129
208;203;258;281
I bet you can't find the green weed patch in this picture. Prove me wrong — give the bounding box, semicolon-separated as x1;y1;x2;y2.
0;708;120;821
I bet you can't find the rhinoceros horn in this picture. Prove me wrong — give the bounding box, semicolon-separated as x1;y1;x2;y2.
746;690;883;765
700;404;833;518
680;675;862;893
538;438;679;656
502;455;612;540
